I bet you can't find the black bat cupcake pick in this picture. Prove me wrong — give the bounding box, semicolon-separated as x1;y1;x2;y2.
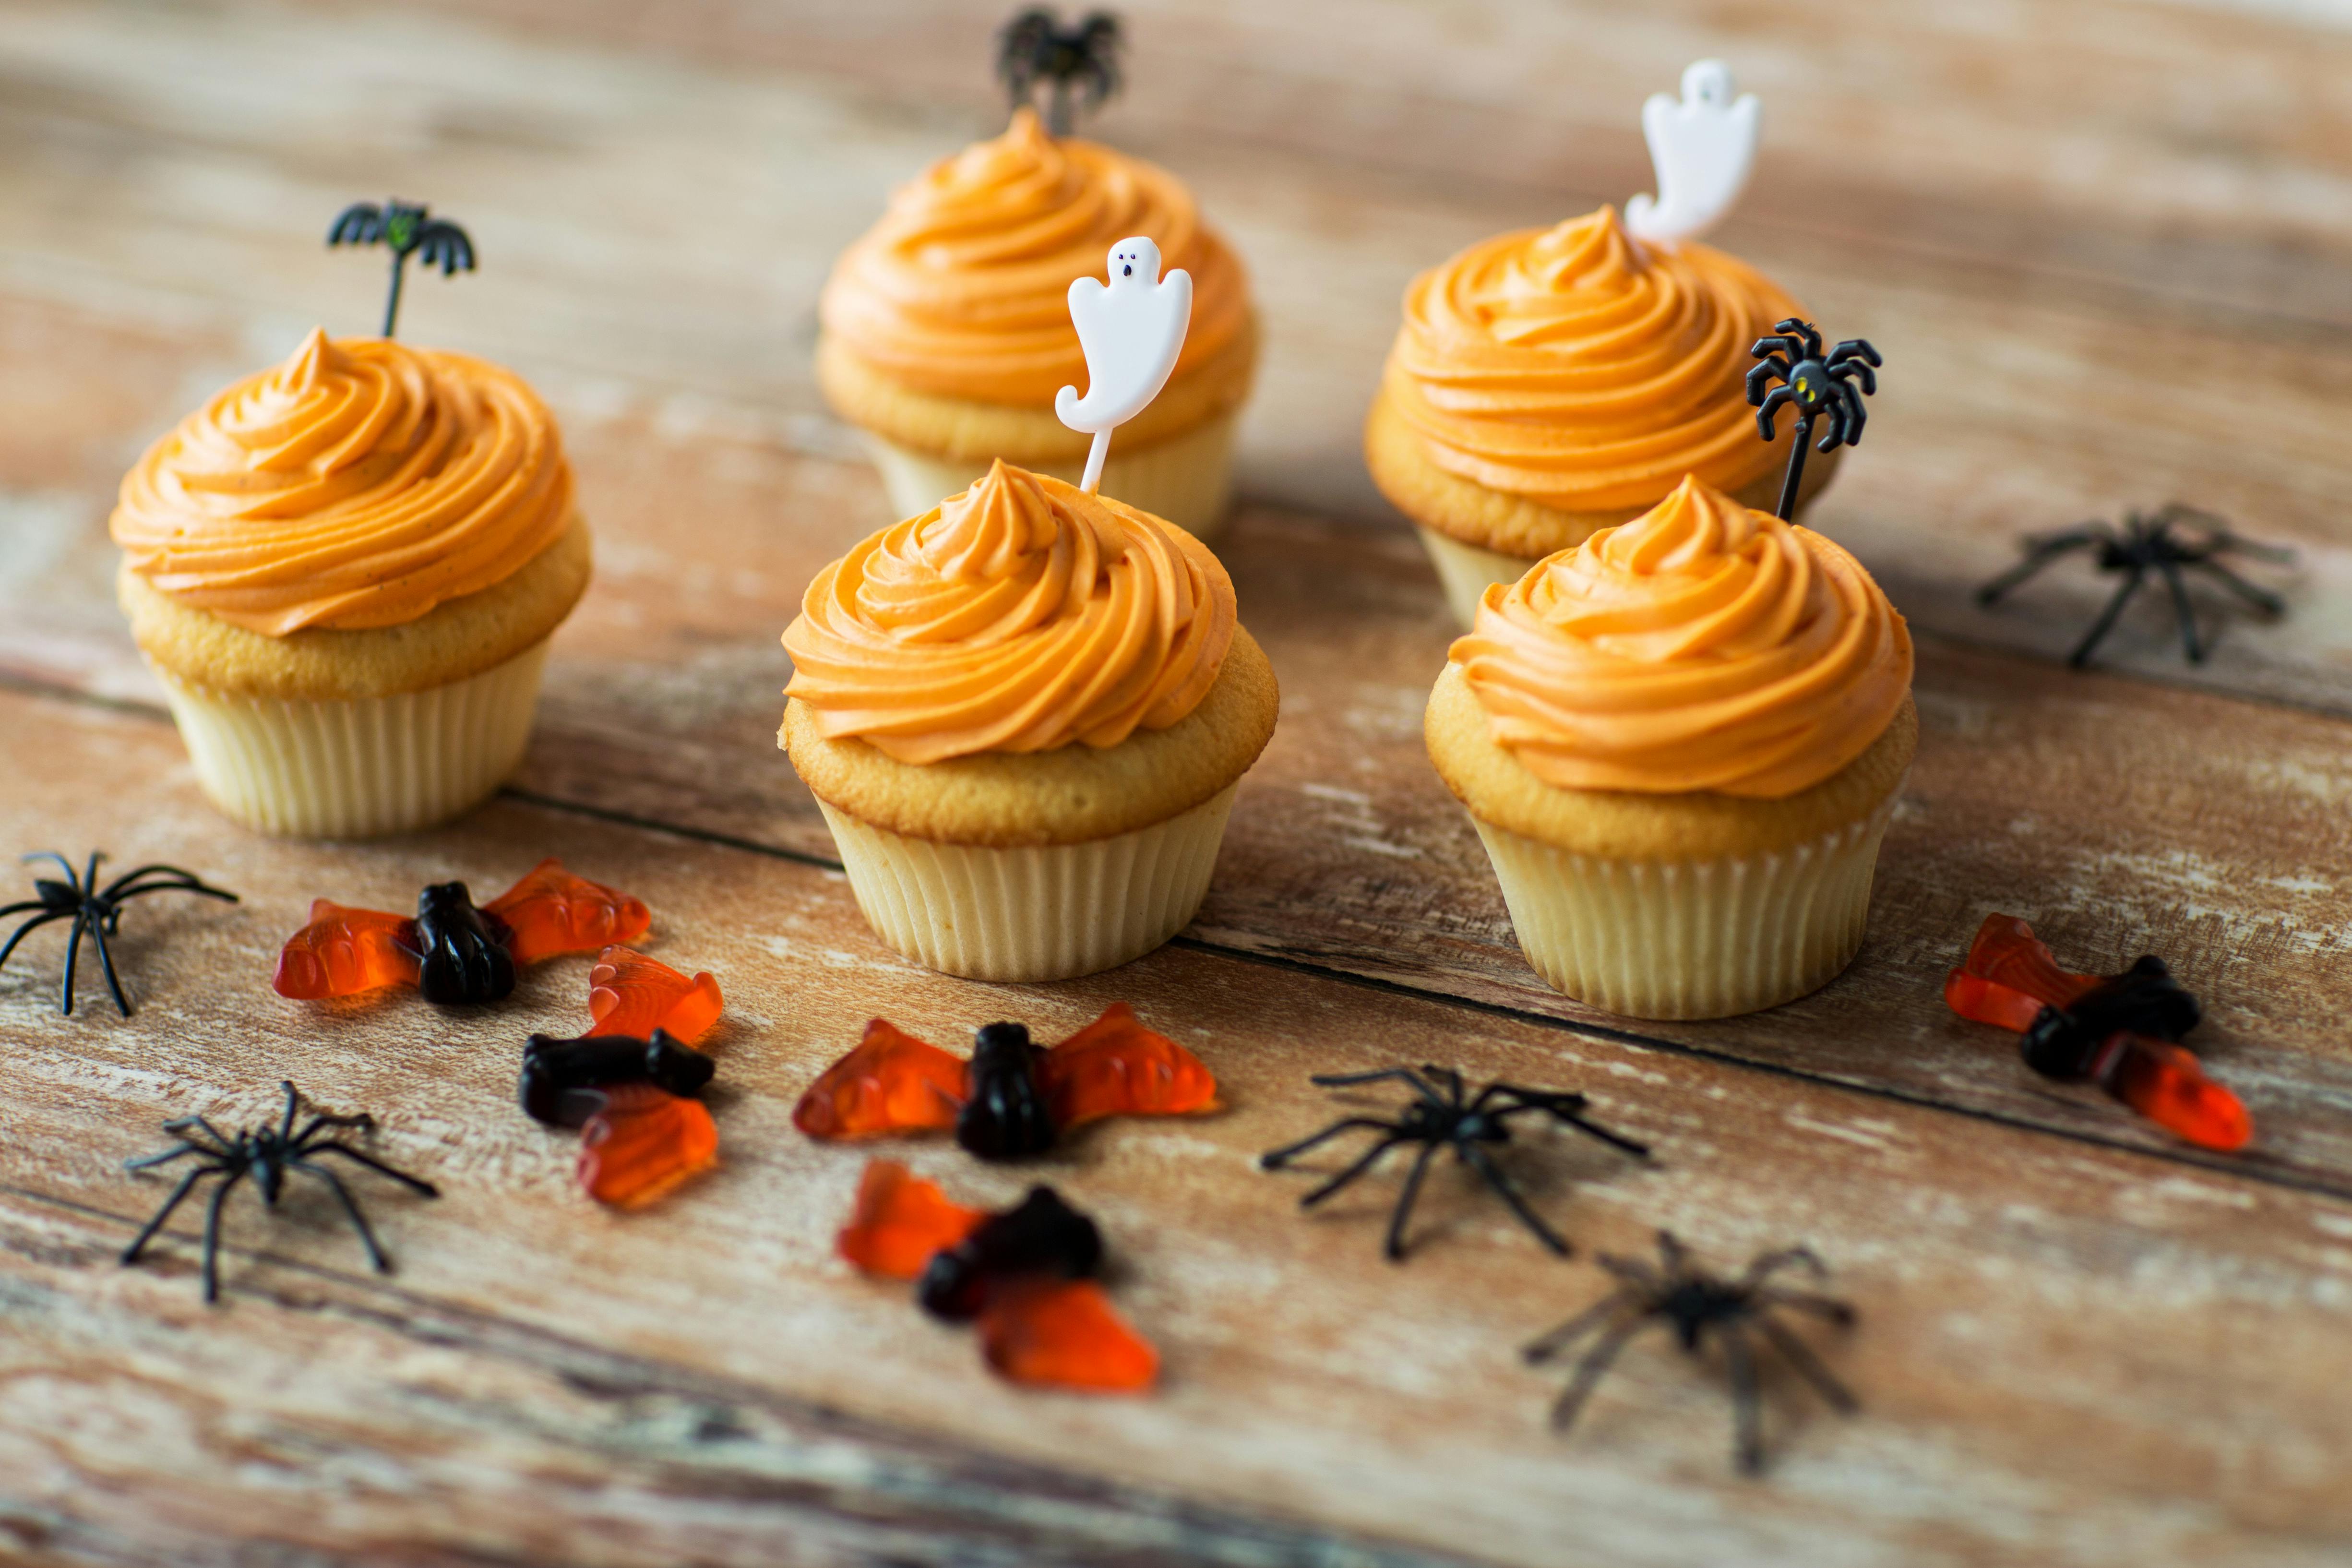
1747;319;1881;521
327;199;477;337
998;8;1122;136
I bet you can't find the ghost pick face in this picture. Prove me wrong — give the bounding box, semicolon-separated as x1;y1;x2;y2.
1110;238;1162;285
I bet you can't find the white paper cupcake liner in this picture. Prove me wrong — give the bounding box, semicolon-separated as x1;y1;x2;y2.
863;409;1239;541
1469;788;1904;1020
153;641;551;839
1415;526;1543;630
813;782;1241;982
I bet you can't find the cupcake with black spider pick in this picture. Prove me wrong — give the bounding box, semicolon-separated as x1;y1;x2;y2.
1426;475;1915;1019
1368;62;1852;627
108;204;591;839
816;12;1255;539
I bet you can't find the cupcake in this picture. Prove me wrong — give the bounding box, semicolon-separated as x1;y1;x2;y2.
818;109;1256;540
111;328;588;838
1368;205;1839;628
780;459;1277;982
1425;476;1914;1019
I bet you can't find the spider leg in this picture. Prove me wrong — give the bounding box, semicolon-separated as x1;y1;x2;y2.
1744;355;1793;403
2189;557;2287;616
124;1142;210;1172
84;852;104;898
1738;1246;1828;1291
0;910;70;970
59;909;88;1016
1752;384;1793;441
1828;341;1880;387
200;1171;237;1303
1301;1133;1408;1208
1382;1141;1442;1261
1309;1065;1444;1104
107;875;238;908
298;1142;441;1197
2069;563;2147;668
23;851;81;889
119;1165;216;1263
291;1159;390;1273
291;1111;376;1151
1754;1287;1857;1326
1595;1250;1663;1290
1549;1108;1652;1160
1458;1142;1570;1257
2209;532;2296;567
2155;555;2206;663
1831;378;1867;447
1493;1090;1648;1158
1721;1322;1767;1474
1754;1310;1860;1414
1975;532;2101;605
1547;1316;1648;1433
98;862;215;898
1524;1290;1635;1363
85;915;133;1017
1260;1116;1402;1169
277;1082;302;1145
1417;1064;1467;1107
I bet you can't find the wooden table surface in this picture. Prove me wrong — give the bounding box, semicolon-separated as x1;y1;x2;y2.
2;2;2349;1564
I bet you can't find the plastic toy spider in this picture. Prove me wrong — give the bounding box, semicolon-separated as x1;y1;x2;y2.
1259;1065;1649;1261
998;8;1122;136
120;1081;440;1303
0;851;239;1017
1975;503;2291;668
1525;1231;1857;1474
328;198;476;338
1746;318;1882;520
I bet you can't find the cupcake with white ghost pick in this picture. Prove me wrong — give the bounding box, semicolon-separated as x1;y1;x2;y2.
782;236;1277;982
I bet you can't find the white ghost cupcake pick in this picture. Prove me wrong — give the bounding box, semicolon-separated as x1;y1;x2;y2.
1624;60;1761;247
1056;237;1194;494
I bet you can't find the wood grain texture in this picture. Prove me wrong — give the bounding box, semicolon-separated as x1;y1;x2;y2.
1;687;2349;1568
1;0;2351;1560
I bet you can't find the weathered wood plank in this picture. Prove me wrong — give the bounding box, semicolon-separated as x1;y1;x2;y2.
1;686;2350;1567
1;0;2349;705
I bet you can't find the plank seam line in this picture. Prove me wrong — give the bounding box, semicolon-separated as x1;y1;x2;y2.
0;1179;1476;1568
493;787;2352;1207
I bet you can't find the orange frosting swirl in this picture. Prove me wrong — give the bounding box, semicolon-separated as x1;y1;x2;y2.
820;108;1248;405
1384;206;1805;512
1451;476;1911;798
111;329;573;635
784;460;1237;764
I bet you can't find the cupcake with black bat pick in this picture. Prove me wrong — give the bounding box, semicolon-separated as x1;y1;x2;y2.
109;201;591;838
1369;61;1869;628
817;8;1256;538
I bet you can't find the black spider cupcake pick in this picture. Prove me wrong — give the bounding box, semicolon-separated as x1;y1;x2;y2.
120;1081;440;1303
998;8;1122;136
1259;1065;1649;1261
0;851;238;1017
1526;1231;1858;1475
1976;503;2292;667
1746;319;1882;520
327;199;477;338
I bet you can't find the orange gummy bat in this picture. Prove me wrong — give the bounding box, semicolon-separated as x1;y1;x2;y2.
272;860;648;1005
576;1085;718;1208
1945;914;2250;1152
835;1160;1157;1393
793;1004;1218;1159
587;946;723;1044
272;901;420;999
484;860;651;966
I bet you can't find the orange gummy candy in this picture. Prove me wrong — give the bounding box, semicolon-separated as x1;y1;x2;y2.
272;901;420;999
1038;1003;1219;1131
978;1278;1159;1394
486;860;651;967
794;1021;967;1141
836;1160;983;1278
576;1085;717;1208
587;946;723;1044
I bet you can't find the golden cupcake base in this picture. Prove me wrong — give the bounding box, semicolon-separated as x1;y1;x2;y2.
153;641;550;839
814;783;1240;982
1467;788;1901;1020
860;411;1239;543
